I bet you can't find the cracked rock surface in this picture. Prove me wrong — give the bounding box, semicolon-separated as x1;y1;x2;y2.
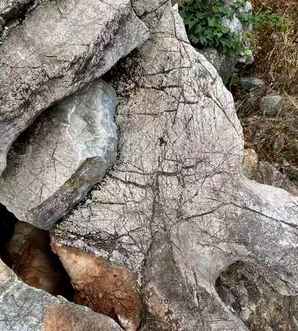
0;0;297;330
0;81;118;229
216;261;298;331
0;258;122;331
0;0;149;175
52;3;298;330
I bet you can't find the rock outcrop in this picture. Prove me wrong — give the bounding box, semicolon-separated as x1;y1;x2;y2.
52;3;298;330
0;81;118;229
0;1;297;330
0;0;149;176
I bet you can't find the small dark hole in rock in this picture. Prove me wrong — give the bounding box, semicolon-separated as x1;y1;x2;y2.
0;208;74;301
0;204;17;264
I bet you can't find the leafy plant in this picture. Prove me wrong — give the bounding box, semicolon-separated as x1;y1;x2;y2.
179;0;285;56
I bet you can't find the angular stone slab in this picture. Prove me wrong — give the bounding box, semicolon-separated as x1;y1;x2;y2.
53;3;298;330
0;0;149;175
0;259;122;331
0;81;118;229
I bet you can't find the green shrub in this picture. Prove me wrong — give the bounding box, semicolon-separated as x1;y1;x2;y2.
179;0;285;56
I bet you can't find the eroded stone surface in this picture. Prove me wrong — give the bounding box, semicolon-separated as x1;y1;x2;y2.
44;304;122;331
52;242;143;331
0;81;118;229
132;0;169;29
0;0;149;175
0;259;122;331
216;262;298;331
53;3;298;330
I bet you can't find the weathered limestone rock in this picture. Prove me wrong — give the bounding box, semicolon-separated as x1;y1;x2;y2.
0;0;149;175
52;3;298;330
43;304;122;331
216;262;298;331
132;0;170;30
0;259;122;331
0;81;118;229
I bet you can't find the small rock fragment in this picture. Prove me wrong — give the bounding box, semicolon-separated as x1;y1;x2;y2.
240;77;266;94
260;95;283;116
44;303;122;331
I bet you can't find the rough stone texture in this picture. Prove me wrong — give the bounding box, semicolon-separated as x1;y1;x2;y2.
43;304;123;331
53;3;298;330
216;262;298;331
51;242;143;331
0;81;118;229
242;149;298;195
0;259;122;331
0;0;149;176
132;0;169;30
260;95;283;116
255;161;298;196
240;77;266;94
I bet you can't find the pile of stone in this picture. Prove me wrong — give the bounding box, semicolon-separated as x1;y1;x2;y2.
0;1;297;330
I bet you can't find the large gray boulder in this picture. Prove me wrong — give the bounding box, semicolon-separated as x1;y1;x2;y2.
52;4;298;330
0;0;149;176
0;81;118;230
0;259;122;331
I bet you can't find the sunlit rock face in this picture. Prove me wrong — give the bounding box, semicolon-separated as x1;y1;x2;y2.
53;4;298;331
0;0;149;176
0;1;297;330
0;81;118;229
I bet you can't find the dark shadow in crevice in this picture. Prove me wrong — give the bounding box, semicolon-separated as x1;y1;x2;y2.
215;261;298;331
0;204;17;264
0;207;74;301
